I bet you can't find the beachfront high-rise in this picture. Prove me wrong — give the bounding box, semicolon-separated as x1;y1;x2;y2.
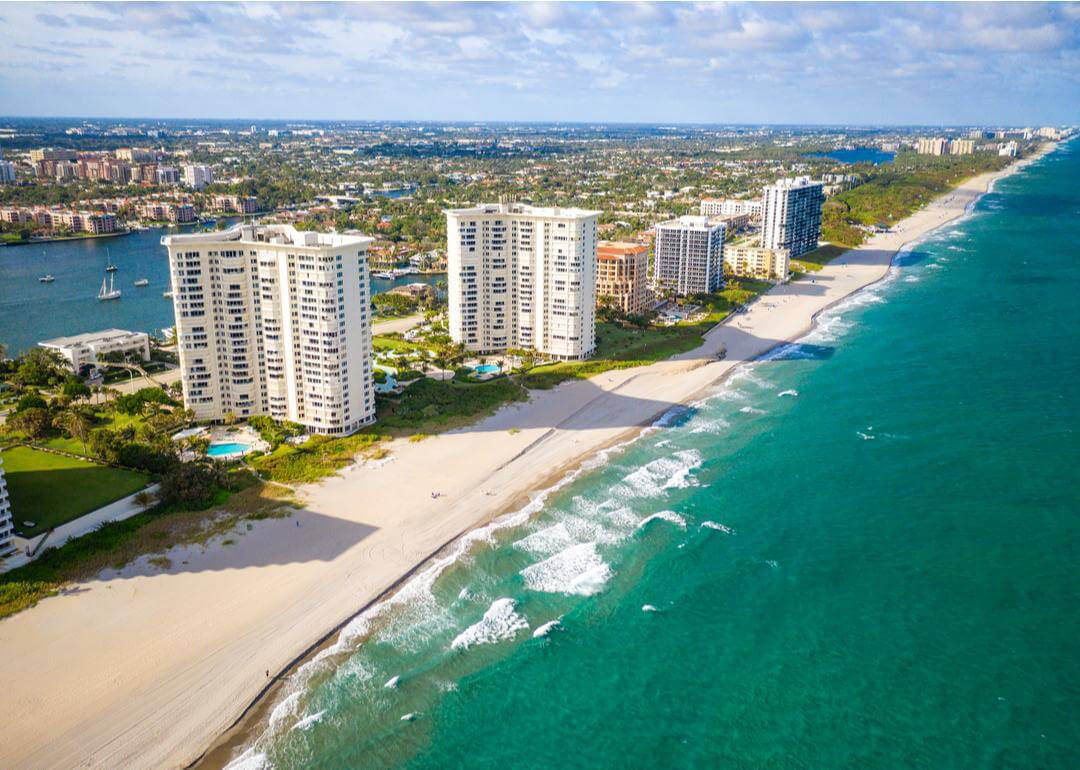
0;458;13;556
162;224;376;435
444;202;600;360
760;177;825;258
653;215;725;296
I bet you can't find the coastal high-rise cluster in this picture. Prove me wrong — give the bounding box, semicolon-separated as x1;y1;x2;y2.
163;224;376;435
444;202;600;360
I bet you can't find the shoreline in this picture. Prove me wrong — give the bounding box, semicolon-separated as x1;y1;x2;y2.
0;143;1059;770
1;228;133;246
198;144;1060;767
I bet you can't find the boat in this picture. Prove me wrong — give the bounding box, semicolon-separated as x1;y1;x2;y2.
39;274;55;283
163;290;173;298
134;278;149;287
97;272;121;301
105;248;117;272
373;271;394;279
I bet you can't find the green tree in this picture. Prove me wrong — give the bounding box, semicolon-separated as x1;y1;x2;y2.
9;407;51;440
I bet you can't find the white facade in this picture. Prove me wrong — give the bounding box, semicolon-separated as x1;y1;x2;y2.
999;141;1019;157
700;198;763;219
162;224;376;435
653;215;725;296
445;202;599;360
0;458;13;556
39;329;150;370
182;164;213;190
917;137;948;155
760;177;824;258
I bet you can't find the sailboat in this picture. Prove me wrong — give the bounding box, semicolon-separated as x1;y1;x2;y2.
105;248;117;272
98;272;121;301
38;249;54;282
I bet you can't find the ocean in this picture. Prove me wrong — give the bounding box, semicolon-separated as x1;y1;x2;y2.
228;139;1080;769
0;225;443;355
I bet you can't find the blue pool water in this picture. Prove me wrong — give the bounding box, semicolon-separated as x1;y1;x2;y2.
206;442;251;458
473;364;500;374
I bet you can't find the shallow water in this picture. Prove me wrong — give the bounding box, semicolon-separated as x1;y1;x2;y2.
228;139;1080;770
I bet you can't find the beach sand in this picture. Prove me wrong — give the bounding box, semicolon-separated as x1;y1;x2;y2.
0;147;1053;770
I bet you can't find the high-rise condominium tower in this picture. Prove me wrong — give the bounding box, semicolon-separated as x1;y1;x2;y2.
653;215;726;296
162;224;375;435
444;202;600;360
760;177;825;258
0;458;13;556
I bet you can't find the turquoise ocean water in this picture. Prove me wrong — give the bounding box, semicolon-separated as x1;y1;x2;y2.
227;141;1079;770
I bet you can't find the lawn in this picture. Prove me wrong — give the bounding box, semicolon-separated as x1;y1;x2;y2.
1;446;151;537
39;411;147;457
520;280;774;390
789;244;848;274
372;377;528;434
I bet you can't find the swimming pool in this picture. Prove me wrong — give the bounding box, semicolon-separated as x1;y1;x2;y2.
206;442;251;458
473;364;501;374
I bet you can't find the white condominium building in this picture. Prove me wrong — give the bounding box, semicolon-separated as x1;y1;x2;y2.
653;215;725;296
162;224;376;435
445;202;600;360
700;198;763;219
916;137;948;156
182;164;213;190
760;177;824;258
0;458;13;556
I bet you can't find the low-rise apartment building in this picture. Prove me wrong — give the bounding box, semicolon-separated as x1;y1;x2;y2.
39;329;150;370
724;243;790;282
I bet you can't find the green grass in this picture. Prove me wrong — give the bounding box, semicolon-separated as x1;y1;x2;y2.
1;446;151;537
789;244;849;274
251;432;384;484
521;280;773;390
39;411;148;457
373;334;430;354
373;377;528;434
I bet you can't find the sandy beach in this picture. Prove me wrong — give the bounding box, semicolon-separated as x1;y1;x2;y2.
0;147;1053;770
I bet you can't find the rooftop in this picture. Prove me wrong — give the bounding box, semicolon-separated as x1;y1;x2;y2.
39;328;146;348
161;223;372;249
656;215;724;231
444;201;601;219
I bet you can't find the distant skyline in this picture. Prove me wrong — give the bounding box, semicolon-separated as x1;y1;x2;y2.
2;1;1078;125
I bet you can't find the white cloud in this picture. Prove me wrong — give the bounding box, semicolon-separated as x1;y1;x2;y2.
0;1;1076;123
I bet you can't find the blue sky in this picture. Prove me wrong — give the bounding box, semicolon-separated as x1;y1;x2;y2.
2;1;1078;125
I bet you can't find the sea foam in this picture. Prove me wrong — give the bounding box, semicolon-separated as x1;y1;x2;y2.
521;542;613;596
451;598;528;650
637;510;688;531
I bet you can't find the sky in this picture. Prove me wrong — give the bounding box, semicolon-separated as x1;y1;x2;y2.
2;1;1078;125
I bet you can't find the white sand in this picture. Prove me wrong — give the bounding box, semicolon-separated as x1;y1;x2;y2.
0;150;1052;770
